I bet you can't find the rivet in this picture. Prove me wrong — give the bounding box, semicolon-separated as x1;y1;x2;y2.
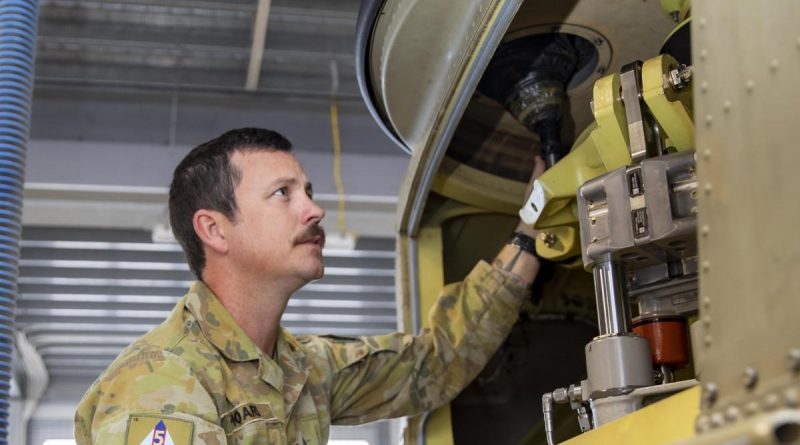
725;406;740;421
696;415;711;433
787;348;800;373
699;17;707;28
764;393;780;410
705;183;713;195
745;401;760;416
703;149;712;160
691;206;698;214
710;412;725;427
746;80;755;93
702;260;711;272
770;59;780;71
700;49;708;61
742;367;758;389
700;81;709;93
705;114;713;126
703;315;712;326
723;100;732;112
786;388;799;407
701;225;710;237
702;296;712;308
703;382;718;406
704;334;713;347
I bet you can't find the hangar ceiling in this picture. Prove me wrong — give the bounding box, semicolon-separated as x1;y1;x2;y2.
36;0;361;98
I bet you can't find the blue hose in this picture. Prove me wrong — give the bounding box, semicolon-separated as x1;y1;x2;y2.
0;1;38;442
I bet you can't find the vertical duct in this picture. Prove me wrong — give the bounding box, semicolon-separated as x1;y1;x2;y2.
0;1;39;443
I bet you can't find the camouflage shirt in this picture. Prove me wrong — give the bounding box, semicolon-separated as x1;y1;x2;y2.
74;261;527;445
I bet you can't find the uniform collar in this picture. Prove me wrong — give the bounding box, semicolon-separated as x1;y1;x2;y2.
183;281;311;397
184;281;262;362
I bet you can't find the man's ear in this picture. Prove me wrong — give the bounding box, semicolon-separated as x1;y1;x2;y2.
193;209;229;255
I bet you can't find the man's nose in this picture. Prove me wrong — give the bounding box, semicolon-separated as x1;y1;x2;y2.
304;197;325;223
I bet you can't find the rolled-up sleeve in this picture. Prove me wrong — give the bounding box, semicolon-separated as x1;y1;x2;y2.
303;260;528;425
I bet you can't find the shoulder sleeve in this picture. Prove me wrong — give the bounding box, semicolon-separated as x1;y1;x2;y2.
74;349;226;445
303;260;528;425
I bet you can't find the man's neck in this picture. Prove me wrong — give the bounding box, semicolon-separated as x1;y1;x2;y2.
202;266;299;358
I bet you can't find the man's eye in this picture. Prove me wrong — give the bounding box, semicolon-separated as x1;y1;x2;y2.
274;187;288;196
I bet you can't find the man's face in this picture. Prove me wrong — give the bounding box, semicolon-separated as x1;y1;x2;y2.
224;150;325;285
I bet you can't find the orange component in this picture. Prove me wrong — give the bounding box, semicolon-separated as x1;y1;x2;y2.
633;316;689;366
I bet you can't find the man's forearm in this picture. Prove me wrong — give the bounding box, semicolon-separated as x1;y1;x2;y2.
492;222;540;287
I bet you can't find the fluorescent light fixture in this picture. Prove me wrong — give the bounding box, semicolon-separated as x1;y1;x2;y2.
42;440;76;445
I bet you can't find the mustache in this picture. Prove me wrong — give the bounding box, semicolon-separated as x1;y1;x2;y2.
293;224;326;246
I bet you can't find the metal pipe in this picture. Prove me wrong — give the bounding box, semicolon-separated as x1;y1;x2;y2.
0;1;39;442
592;260;630;336
542;392;555;445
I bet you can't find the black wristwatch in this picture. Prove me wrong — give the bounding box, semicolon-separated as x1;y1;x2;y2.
508;231;540;259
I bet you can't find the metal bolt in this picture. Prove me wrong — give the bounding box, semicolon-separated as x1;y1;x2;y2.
725;406;740;421
787;348;800;373
669;64;692;91
539;232;557;248
703;382;718;407
552;387;569;403
743;367;758;390
710;412;725;427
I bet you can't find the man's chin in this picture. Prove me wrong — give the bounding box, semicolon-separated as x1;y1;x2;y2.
303;264;324;282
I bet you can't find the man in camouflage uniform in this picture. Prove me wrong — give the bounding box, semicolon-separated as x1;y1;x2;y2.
74;128;544;445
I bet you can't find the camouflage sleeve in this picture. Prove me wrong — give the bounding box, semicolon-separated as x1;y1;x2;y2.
304;260;528;425
74;349;226;445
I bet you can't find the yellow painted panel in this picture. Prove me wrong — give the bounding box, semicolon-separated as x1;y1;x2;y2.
415;226;455;445
564;387;700;445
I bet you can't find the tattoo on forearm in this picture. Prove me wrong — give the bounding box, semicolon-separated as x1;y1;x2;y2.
505;248;523;271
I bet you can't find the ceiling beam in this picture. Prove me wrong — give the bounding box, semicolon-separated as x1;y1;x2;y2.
245;0;272;91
